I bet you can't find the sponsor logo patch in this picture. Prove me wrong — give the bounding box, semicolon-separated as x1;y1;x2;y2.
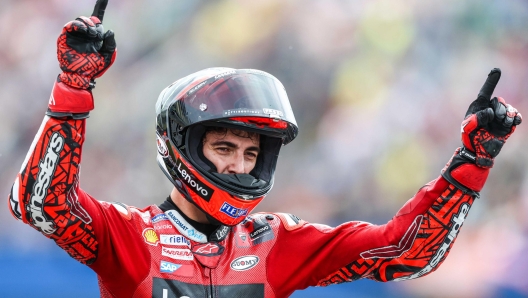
211;225;230;242
223;108;262;117
156;133;169;157
165;210;207;243
220;202;248;219
235;217;275;247
394;203;471;281
160;235;191;247
230;255;259;271
249;218;275;245
250;224;270;239
187;229;206;242
159;261;194;277
235;231;251;248
214;70;236;80
162;247;194;261
143;228;159;246
152;213;169;223
187;80;208;96
235;232;251;247
160;261;181;273
192;243;224;256
175;159;214;201
30;132;64;234
154;224;173;231
263;108;284;118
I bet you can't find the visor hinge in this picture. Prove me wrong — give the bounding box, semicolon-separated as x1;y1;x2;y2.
172;124;185;147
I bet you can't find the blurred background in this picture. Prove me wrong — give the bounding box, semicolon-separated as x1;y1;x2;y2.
1;0;528;297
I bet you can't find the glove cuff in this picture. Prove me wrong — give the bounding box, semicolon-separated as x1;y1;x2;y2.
47;77;94;117
441;147;489;195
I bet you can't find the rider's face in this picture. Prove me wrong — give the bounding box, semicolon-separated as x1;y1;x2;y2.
202;129;260;174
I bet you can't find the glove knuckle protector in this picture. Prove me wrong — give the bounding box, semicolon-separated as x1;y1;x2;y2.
49;7;116;118
443;69;521;194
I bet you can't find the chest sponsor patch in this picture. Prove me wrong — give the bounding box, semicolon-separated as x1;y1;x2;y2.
154;224;173;231
235;231;251;248
235;217;275;248
191;242;225;268
159;261;194;277
192;242;224;256
165;210;207;243
143;228;159;246
160;235;191;247
162;247;194;261
152;213;169;223
230;255;259;271
249;218;274;245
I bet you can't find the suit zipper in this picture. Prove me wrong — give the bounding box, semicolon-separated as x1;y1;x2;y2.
206;268;214;298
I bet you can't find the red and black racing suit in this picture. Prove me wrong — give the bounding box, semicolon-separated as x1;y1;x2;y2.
8;115;479;297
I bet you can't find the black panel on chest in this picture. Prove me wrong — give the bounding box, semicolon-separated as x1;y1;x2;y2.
235;215;275;248
152;278;264;298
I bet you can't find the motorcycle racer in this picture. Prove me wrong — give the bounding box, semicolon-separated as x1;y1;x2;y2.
7;0;522;297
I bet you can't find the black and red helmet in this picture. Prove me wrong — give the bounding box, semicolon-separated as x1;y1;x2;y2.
155;68;298;226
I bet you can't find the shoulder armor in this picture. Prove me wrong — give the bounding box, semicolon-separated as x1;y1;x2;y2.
108;201;132;220
273;213;305;231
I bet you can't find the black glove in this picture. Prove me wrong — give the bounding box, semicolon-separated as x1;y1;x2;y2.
48;0;116;117
460;68;522;168
441;68;522;194
57;0;116;90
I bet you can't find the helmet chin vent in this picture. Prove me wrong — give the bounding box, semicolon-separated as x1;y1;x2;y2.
211;173;267;189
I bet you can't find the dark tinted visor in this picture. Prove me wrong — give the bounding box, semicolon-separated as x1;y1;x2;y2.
172;70;297;128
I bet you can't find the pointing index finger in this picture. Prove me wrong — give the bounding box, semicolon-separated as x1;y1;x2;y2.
92;0;108;23
477;68;501;102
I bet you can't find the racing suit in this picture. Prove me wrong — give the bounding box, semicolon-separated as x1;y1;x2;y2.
8;115;479;297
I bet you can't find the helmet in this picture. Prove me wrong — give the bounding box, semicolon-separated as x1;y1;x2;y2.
155;68;298;226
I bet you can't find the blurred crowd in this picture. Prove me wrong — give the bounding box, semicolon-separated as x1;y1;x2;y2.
1;0;528;297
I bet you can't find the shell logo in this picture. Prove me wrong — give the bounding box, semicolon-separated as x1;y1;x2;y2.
143;228;159;246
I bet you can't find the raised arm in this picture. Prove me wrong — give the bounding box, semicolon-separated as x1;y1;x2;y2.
267;69;522;297
7;0;116;264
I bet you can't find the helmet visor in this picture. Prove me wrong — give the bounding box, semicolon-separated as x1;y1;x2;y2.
171;70;297;130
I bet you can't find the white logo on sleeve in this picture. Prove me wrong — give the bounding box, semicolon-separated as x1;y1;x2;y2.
30;132;64;234
394;203;470;281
